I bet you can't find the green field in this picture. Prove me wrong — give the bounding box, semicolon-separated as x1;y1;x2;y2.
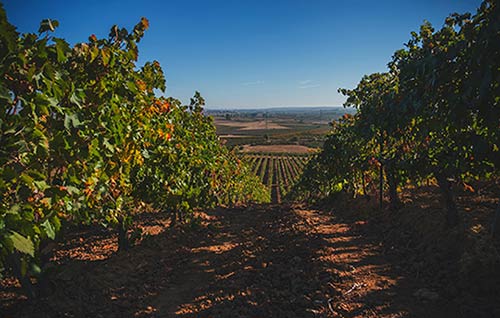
243;154;311;203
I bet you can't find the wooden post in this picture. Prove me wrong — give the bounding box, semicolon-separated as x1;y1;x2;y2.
492;199;500;239
379;133;384;209
436;174;459;228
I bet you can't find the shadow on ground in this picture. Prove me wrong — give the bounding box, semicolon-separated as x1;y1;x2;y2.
1;203;457;317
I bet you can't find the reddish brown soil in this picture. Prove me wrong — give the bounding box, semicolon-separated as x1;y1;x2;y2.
1;203;463;318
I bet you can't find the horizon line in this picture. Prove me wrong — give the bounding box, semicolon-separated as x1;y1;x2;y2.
205;105;352;110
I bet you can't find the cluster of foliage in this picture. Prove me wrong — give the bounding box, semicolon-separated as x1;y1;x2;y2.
0;5;268;295
293;0;499;228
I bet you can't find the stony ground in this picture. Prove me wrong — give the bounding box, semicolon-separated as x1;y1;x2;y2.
1;204;464;317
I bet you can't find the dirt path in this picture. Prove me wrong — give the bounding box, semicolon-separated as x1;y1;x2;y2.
2;204;445;317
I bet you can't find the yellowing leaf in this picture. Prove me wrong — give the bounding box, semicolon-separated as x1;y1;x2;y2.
141;17;149;30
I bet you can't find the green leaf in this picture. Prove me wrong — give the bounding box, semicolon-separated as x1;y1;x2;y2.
7;204;21;215
41;219;56;240
64;113;81;129
9;232;35;257
70;91;83;108
66;186;80;195
33;180;49;191
90;46;99;62
54;38;70;63
101;48;110;66
20;173;35;188
21;258;28;276
126;81;138;93
51;215;61;232
30;263;42;275
27;169;46;181
103;138;114;153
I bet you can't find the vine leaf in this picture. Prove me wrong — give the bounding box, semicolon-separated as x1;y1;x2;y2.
42;220;56;240
9;232;35;257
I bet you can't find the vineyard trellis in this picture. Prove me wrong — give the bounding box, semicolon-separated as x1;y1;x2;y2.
292;0;500;231
0;6;268;297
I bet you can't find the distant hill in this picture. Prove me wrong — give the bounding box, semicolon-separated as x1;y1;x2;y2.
205;106;356;120
206;106;354;114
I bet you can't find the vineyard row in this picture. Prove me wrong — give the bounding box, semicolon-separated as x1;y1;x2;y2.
244;155;310;203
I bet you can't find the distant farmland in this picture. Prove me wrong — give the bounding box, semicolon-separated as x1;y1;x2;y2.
208;106;353;148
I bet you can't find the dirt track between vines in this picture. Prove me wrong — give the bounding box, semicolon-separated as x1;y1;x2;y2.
2;204;446;317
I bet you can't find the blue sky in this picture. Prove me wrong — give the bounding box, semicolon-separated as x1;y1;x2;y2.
3;0;482;108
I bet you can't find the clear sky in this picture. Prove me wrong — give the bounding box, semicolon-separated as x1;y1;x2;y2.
3;0;482;108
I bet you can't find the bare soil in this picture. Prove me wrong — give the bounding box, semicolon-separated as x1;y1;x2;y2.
1;202;469;318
